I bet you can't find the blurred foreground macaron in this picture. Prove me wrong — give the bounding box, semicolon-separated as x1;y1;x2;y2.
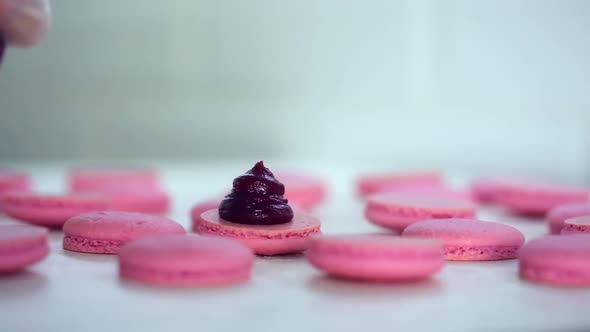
519;235;590;287
307;234;444;282
118;234;254;287
0;224;49;273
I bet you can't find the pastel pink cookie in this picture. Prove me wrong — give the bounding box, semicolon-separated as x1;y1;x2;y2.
519;235;590;287
0;225;49;273
275;171;328;210
190;199;222;232
307;235;444;281
118;234;254;287
69;167;159;192
469;176;513;204
388;186;472;202
108;188;170;214
561;215;590;235
2;193;111;227
364;193;476;231
357;171;443;197
63;211;186;254
0;169;30;193
546;202;590;234
496;180;588;216
402;219;525;261
0;170;30;211
196;209;321;256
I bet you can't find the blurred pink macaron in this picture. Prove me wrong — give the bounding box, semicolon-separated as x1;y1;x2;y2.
496;180;588;216
63;211;186;254
2;193;111;228
0;224;49;273
402;218;525;261
196;209;321;256
357;170;444;198
118;234;254;287
560;215;590;235
519;235;590;287
469;176;515;204
364;192;476;231
307;234;444;282
0;169;31;211
546;202;590;234
68;167;160;193
275;171;328;210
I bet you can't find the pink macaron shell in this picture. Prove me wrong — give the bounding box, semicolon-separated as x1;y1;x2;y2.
402;219;525;261
190;199;222;232
0;170;30;193
196;209;321;256
497;180;589;216
69;167;159;192
357;171;444;197
469;176;518;204
2;193;111;227
63;211;186;254
388;186;473;202
108;189;170;214
0;225;49;273
118;234;254;287
546;202;590;234
365;193;476;231
275;171;328;210
518;235;590;287
307;235;444;282
0;170;31;211
561;215;590;235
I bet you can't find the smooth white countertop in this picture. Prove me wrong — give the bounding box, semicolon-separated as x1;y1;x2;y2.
1;163;589;332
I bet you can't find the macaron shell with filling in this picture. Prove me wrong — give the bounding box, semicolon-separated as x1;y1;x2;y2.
196;209;321;255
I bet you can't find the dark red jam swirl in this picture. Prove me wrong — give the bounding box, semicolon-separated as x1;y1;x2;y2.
0;35;5;67
219;161;293;225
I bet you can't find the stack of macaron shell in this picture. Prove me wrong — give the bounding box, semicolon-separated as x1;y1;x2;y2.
275;171;328;210
306;234;445;281
68;167;170;214
364;192;476;231
495;180;589;216
402;219;525;261
2;193;111;228
63;211;186;254
545;202;590;234
0;225;49;273
560;215;590;235
118;234;255;287
518;235;590;287
357;170;444;198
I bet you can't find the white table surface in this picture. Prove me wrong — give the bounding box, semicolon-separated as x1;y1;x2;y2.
1;162;590;332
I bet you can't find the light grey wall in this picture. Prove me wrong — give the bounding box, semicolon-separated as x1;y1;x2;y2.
1;0;589;178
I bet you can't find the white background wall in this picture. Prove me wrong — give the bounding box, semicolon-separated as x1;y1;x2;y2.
0;1;588;179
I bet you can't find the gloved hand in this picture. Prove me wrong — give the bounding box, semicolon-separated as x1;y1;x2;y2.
0;0;50;63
